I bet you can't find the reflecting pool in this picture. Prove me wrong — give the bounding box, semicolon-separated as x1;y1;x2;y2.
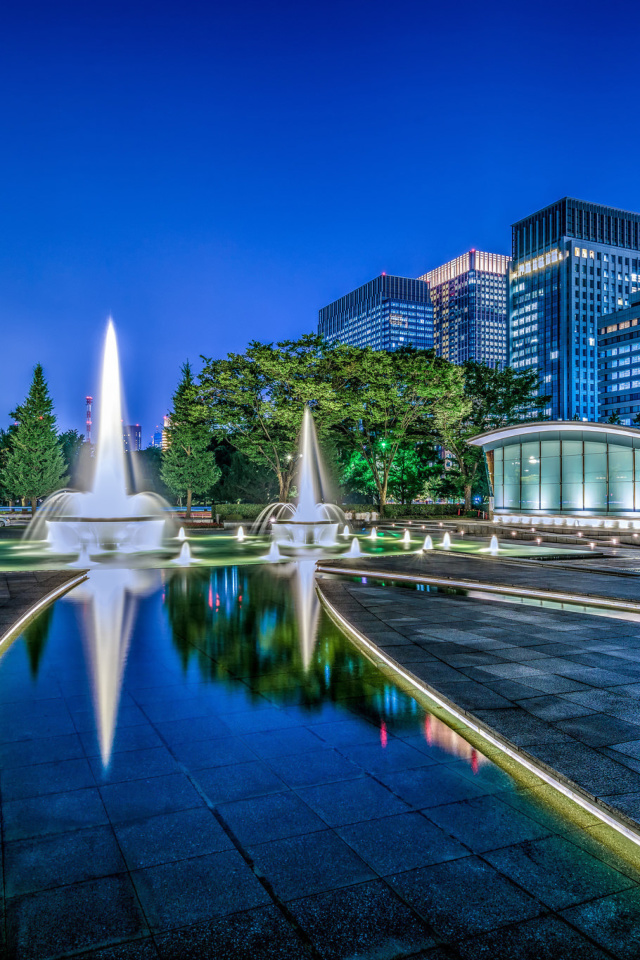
3;563;640;958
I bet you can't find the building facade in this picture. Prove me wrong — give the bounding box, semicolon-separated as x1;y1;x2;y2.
471;422;640;520
419;250;510;368
318;275;433;351
598;293;640;424
509;197;640;423
123;424;142;452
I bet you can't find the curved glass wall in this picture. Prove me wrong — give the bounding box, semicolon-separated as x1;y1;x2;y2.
488;430;640;515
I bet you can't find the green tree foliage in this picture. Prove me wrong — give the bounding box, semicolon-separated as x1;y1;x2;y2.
0;426;17;502
607;411;622;425
3;365;68;514
161;362;221;517
59;429;85;486
433;361;549;511
326;346;468;514
200;335;338;503
214;448;279;504
131;446;173;501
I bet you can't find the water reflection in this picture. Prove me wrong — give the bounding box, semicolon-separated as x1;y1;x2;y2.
66;568;159;766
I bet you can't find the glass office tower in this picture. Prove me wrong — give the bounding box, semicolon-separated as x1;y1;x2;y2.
598;293;640;424
510;198;640;422
318;275;434;351
419;250;510;368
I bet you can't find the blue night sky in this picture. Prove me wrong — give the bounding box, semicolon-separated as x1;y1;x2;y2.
1;0;639;441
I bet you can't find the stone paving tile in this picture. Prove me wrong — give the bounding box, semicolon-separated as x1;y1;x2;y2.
131;849;271;933
99;773;205;823
196;759;287;805
153;904;303;960
6;874;147;960
3;786;110;841
455;914;611;959
247;830;376;901
388;855;543;942
288;878;435;959
4;823;125;898
556;714;640;747
73;940;160;959
484;834;633;910
218;790;326;846
425;794;551;854
114;807;233;869
337;811;468;875
561;886;640;958
297;774;410;826
266;747;364;789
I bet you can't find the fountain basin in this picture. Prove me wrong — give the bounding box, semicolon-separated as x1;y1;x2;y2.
47;516;166;553
272;519;339;547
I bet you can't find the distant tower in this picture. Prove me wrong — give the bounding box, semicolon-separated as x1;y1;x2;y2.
86;396;93;443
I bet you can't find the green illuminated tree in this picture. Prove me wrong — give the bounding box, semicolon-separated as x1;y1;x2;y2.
161;362;220;517
3;365;68;515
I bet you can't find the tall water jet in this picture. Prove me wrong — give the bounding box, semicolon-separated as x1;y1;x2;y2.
490;535;499;555
253;408;344;548
423;535;433;551
29;319;171;555
348;537;362;557
402;529;411;544
369;527;377;541
442;532;452;549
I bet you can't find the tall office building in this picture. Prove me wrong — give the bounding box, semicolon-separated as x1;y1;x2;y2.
509;197;640;421
123;424;142;452
419;251;510;368
318;275;433;351
598;293;640;424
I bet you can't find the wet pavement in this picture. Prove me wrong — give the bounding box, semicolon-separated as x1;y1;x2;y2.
2;564;640;958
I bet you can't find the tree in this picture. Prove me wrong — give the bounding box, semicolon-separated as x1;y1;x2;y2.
3;365;68;514
59;429;86;486
213;448;279;504
433;361;549;511
161;362;221;517
200;335;339;502
0;426;17;503
607;411;622;425
326;345;467;515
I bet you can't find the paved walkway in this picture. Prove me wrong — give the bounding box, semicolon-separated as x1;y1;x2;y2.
0;571;86;646
316;553;640;838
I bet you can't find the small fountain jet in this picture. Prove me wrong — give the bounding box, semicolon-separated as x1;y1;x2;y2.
442;532;452;549
490;535;499;555
422;535;433;551
402;529;411;544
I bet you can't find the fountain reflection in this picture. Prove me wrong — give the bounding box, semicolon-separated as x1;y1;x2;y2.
66;568;159;766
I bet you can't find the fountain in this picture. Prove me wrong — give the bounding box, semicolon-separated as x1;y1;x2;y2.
237;526;245;542
369;527;377;540
442;532;451;549
347;537;362;557
253;408;344;548
490;535;499;555
342;525;350;536
402;529;411;545
29;320;170;556
177;527;186;542
173;542;192;566
423;535;433;551
266;541;282;562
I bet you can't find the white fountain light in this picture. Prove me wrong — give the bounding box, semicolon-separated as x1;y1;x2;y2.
253;409;344;549
173;542;192;566
29;320;170;556
348;537;362;557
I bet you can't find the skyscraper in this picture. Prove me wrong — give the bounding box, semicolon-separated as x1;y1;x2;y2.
318;274;433;351
419;251;510;368
123;424;142;452
509;198;640;421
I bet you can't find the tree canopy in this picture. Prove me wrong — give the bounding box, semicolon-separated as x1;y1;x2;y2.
3;364;68;513
161;362;221;517
433;361;549;510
